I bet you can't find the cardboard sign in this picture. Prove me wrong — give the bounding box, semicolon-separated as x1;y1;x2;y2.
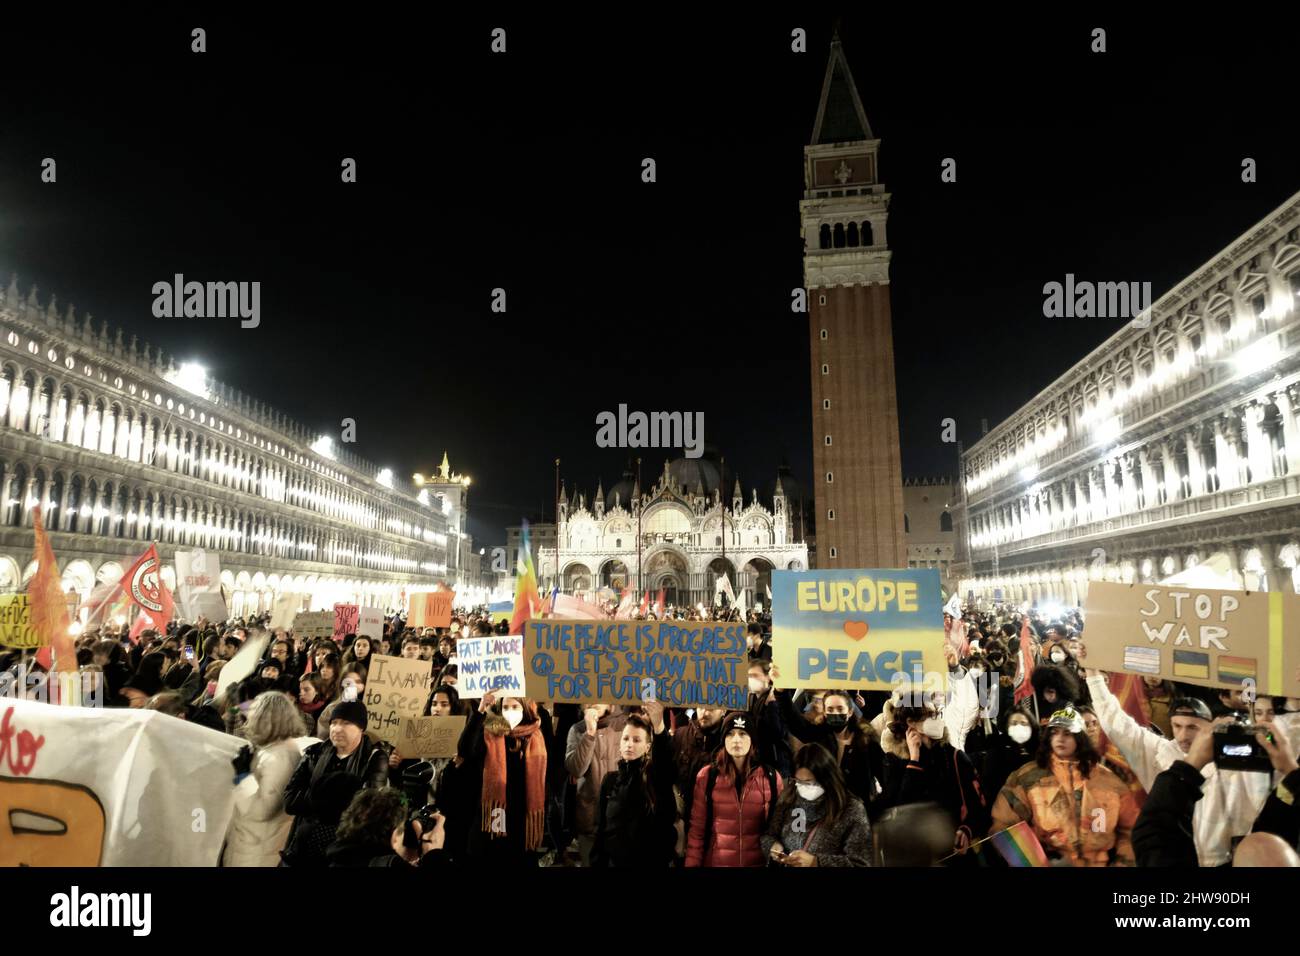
175;549;222;622
292;611;335;641
363;654;433;747
407;591;454;629
524;619;746;707
771;569;947;692
270;593;304;630
357;606;384;640
217;631;272;698
457;634;526;698
1082;582;1300;697
398;715;466;759
333;603;360;641
0;594;39;649
189;591;229;624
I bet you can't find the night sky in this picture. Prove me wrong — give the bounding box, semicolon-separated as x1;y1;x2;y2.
2;11;1297;548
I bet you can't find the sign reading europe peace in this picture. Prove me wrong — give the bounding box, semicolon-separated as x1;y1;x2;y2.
772;569;947;691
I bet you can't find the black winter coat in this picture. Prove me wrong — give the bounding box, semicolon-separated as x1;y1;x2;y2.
776;690;883;814
282;738;389;853
591;728;677;867
1132;760;1202;867
879;743;991;841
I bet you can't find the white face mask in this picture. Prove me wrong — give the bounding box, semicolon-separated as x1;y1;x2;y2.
1050;650;1067;663
922;717;945;739
968;667;985;680
795;782;825;801
748;677;766;694
1008;724;1033;744
503;708;524;729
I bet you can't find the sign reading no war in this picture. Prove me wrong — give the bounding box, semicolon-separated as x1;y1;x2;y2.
524;619;746;707
771;569;947;690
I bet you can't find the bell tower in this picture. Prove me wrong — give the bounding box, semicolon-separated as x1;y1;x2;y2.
802;28;906;568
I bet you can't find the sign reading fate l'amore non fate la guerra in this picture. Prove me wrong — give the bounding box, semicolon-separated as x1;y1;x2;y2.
523;619;747;707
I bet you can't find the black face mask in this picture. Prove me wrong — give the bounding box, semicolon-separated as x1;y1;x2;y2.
824;714;850;731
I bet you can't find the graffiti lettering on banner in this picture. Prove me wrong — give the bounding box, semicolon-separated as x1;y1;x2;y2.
457;635;526;698
292;611;334;641
524;620;746;707
0;595;40;649
1083;582;1300;696
771;569;946;691
400;715;466;759
333;603;360;641
364;654;433;747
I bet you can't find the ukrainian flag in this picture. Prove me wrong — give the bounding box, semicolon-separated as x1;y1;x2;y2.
1172;650;1209;680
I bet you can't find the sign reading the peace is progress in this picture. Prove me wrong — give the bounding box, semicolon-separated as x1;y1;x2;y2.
523;619;746;707
771;569;947;691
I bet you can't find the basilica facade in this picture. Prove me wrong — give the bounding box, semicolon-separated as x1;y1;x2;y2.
537;455;809;609
959;190;1300;605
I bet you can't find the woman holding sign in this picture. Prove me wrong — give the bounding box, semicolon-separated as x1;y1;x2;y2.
455;691;553;866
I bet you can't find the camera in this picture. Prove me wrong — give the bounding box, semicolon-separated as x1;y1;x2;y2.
1213;714;1272;772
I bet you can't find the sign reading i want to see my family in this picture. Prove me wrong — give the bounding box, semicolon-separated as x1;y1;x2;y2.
1083;582;1300;697
771;569;947;691
523;620;747;707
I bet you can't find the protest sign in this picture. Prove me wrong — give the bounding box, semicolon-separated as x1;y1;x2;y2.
175;549;222;621
771;569;947;691
333;603;360;641
407;591;455;629
216;630;272;698
1082;582;1300;697
0;594;40;649
457;634;526;698
292;610;335;640
364;654;433;747
399;715;466;759
524;619;746;707
357;606;384;640
271;592;305;629
0;698;244;865
189;590;229;624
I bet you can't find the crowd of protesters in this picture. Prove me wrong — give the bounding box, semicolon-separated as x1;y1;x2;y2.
1;598;1297;869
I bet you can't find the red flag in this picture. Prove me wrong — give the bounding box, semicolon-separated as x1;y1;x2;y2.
1013;616;1037;706
30;506;75;673
639;591;649;616
655;588;665;618
128;608;153;642
119;543;175;634
1108;672;1153;727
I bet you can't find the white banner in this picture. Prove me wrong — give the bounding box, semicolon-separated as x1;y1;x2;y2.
0;698;244;866
357;606;384;640
175;549;223;622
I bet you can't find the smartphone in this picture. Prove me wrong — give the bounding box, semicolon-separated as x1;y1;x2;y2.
183;645;195;661
342;680;358;703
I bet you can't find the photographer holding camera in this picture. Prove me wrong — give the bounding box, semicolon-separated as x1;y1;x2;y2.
1134;716;1299;866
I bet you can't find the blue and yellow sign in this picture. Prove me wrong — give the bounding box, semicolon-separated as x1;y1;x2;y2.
771;569;947;691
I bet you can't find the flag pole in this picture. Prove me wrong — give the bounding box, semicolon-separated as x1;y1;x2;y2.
554;458;561;594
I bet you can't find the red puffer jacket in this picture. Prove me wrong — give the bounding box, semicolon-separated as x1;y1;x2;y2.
685;762;782;867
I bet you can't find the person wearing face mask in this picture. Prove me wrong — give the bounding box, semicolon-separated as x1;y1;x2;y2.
564;703;627;866
745;660;794;780
590;704;678;867
455;691;552;866
774;684;883;817
978;709;1041;800
1077;704;1145;809
685;712;783;867
992;707;1138;866
877;693;990;860
762;743;872;867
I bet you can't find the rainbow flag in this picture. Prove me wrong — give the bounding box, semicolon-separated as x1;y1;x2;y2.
509;520;543;637
1217;655;1256;684
988;821;1049;867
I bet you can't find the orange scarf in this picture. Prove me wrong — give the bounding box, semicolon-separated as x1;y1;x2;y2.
481;719;547;851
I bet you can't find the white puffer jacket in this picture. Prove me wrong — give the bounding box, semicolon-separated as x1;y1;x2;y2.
223;736;316;867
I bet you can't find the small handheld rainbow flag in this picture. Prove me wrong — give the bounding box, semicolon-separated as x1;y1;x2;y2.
988;821;1049;867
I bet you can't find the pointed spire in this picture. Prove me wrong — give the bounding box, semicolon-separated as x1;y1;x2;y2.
733;478;742;498
775;473;785;495
595;478;604;498
811;31;874;144
438;451;451;481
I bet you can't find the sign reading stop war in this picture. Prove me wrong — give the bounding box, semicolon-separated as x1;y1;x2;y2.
333;603;360;641
0;594;40;649
771;568;947;691
1083;582;1300;697
400;715;466;759
363;654;433;747
524;620;746;707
